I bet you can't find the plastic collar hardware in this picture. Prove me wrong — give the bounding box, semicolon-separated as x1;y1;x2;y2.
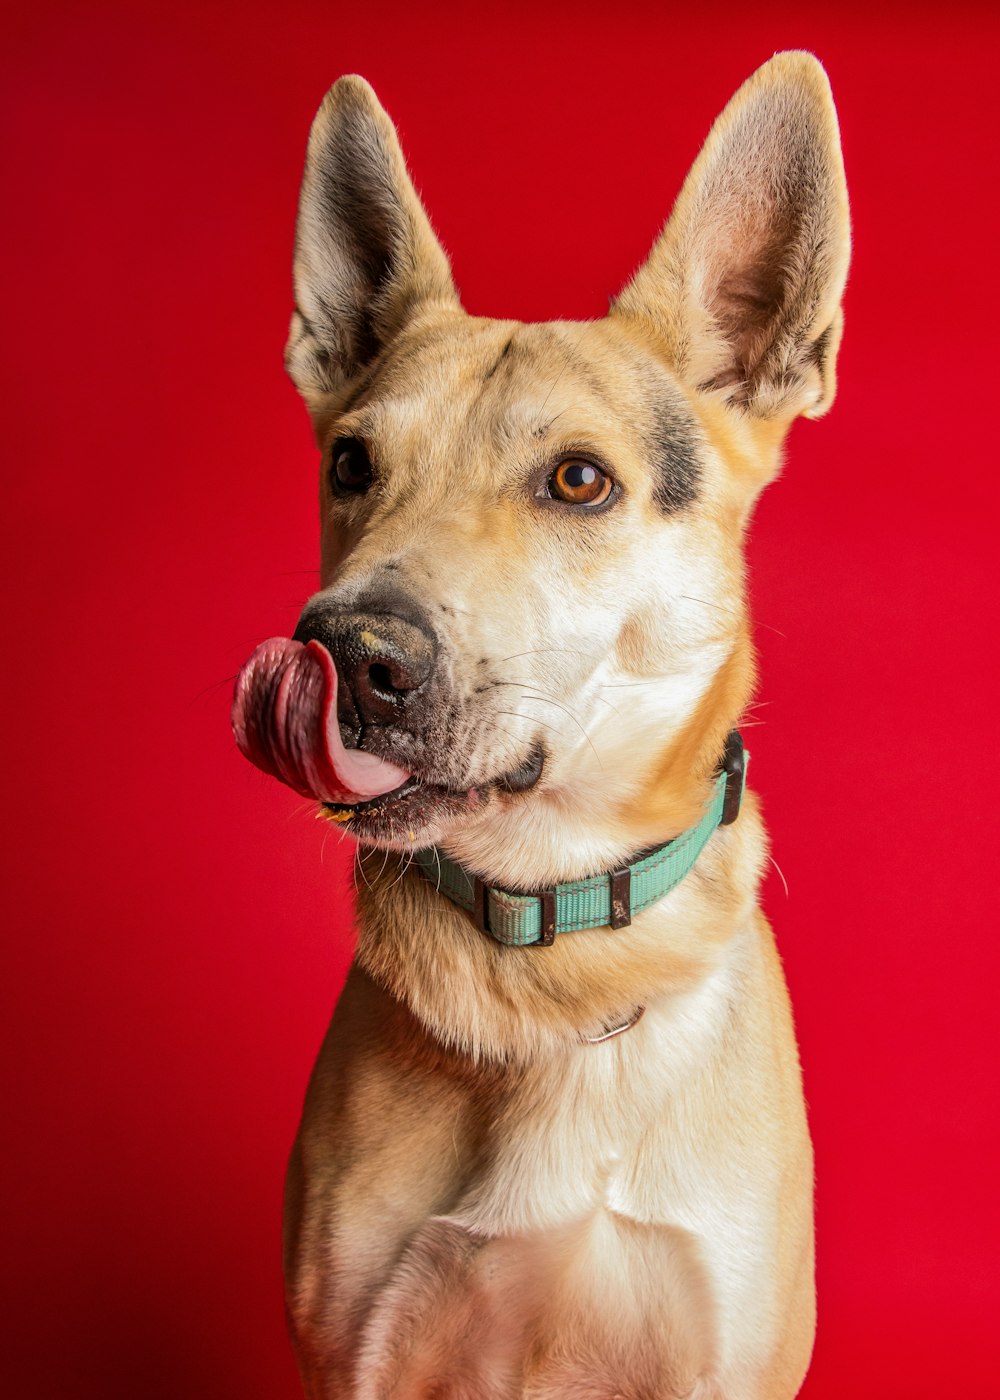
413;731;746;949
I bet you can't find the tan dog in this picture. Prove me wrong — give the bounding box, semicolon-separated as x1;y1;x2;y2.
238;51;850;1399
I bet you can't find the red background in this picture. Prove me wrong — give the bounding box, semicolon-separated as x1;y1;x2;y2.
3;3;998;1396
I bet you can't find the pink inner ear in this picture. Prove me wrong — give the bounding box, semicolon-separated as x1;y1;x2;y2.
614;55;848;418
711;255;788;385
232;637;411;802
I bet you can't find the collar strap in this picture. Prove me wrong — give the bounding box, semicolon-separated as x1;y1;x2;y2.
413;731;746;948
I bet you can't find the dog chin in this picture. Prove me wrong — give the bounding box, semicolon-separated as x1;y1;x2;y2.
321;779;484;850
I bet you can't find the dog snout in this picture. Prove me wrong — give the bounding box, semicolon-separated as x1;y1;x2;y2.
293;603;437;731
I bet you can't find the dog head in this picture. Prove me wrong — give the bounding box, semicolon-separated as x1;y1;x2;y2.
263;54;849;884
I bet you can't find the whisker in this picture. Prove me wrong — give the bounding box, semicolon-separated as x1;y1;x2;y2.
768;854;790;899
536;320;594;418
492;646;600;666
385;849;415;892
677;593;787;640
591;693;623;720
361;842;393;888
514;691;603;770
677;593;727;612
495;675;620;722
191;673;238;705
354;846;378;893
598;678;670;689
495;709;563;738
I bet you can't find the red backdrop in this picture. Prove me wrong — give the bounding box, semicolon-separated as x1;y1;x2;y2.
3;3;998;1396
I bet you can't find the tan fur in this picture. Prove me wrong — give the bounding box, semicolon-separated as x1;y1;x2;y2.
275;52;850;1399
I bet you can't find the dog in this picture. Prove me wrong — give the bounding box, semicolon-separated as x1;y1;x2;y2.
232;50;850;1399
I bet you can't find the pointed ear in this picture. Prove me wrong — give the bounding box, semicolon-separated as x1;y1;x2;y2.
285;75;459;407
612;52;850;422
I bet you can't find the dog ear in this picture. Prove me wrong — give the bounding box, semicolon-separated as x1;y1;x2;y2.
612;52;850;422
285;75;459;406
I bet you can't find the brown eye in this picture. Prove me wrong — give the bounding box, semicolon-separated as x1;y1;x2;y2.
547;458;613;506
329;438;372;494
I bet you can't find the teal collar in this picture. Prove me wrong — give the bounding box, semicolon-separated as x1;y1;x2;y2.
413;732;746;948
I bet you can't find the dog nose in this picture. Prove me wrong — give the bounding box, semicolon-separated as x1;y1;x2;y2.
293;607;436;729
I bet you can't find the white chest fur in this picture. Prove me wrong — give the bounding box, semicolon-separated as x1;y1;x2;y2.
340;940;792;1398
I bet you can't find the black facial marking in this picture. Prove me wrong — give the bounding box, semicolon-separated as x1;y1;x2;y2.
647;400;701;513
335;378;371;418
482;334;516;382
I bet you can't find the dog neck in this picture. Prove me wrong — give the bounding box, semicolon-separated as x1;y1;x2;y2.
408;732;746;949
351;791;766;1064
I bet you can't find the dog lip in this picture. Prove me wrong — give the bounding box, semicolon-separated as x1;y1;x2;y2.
321;776;424;818
494;742;546;795
320;743;545;826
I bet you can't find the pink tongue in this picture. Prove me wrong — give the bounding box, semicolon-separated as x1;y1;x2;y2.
231;637;411;803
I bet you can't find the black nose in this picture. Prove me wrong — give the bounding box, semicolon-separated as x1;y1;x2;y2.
293;606;436;730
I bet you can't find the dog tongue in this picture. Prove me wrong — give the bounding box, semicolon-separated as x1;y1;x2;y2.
231;637;411;803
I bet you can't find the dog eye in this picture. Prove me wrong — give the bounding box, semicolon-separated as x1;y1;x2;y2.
329;438;372;494
547;458;613;506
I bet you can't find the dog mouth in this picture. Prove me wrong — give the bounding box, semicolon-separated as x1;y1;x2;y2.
232;635;545;835
321;742;546;829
